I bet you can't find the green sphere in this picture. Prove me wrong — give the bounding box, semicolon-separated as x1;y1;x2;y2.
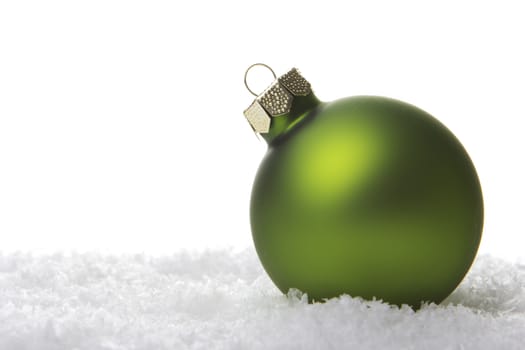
250;96;483;307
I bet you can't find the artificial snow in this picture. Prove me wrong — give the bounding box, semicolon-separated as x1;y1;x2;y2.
0;249;524;350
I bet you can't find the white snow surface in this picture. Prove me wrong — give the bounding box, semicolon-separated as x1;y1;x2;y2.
0;249;524;350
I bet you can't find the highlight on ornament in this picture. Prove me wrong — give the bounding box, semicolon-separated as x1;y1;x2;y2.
243;63;484;308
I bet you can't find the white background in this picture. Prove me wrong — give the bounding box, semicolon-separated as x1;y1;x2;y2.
0;1;523;260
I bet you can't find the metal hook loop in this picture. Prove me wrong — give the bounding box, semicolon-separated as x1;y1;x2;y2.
244;63;277;97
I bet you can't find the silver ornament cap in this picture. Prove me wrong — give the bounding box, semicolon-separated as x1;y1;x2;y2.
243;64;312;134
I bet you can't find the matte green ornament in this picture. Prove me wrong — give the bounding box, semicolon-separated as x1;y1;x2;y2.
243;64;483;307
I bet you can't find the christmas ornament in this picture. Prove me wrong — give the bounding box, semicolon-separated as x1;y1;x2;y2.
243;64;483;307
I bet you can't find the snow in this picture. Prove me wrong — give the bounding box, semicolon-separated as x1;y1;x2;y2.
0;249;524;350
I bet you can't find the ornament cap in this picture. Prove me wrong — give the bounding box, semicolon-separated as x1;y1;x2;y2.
243;64;312;134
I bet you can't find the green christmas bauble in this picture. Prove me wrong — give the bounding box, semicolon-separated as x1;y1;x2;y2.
244;66;483;307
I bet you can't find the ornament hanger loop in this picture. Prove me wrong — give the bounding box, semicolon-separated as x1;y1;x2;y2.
244;63;277;97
